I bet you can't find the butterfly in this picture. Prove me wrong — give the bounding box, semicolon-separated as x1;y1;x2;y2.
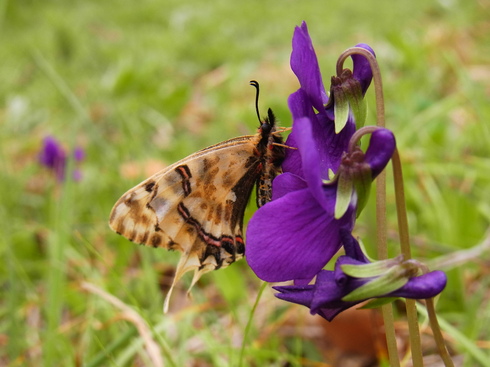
109;81;286;311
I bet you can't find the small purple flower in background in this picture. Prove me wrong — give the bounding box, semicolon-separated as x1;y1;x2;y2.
274;230;447;321
72;146;85;181
39;136;84;182
39;136;67;181
245;22;393;284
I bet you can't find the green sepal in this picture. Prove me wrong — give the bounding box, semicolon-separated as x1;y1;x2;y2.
343;78;367;129
321;169;337;185
341;258;401;278
333;88;349;134
341;265;410;302
334;172;353;219
353;167;372;217
359;297;399;309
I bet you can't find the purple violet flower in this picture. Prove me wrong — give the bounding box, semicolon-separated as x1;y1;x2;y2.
273;230;447;322
39;136;67;181
74;147;85;162
245;22;394;283
39;136;84;182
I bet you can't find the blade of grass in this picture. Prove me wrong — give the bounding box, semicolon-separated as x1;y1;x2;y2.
81;282;164;367
238;281;267;367
44;177;75;365
85;328;137;367
416;302;489;366
32;50;89;122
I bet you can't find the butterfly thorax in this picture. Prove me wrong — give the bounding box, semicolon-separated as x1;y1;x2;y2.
255;108;285;207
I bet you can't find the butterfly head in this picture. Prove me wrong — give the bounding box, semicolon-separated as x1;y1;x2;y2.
260;108;276;134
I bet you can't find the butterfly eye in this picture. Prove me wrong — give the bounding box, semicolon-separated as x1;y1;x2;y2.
261;122;272;134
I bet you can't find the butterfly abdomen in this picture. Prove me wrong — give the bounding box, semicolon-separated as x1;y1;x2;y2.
254;109;285;207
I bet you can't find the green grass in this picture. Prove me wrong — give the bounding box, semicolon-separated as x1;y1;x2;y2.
1;0;490;365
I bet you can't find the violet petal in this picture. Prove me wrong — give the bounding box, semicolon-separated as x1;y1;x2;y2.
271;172;307;200
290;21;328;114
246;188;347;282
388;270;447;299
364;128;396;179
352;43;376;94
340;229;370;262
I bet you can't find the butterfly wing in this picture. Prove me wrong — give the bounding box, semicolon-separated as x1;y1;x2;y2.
110;135;264;307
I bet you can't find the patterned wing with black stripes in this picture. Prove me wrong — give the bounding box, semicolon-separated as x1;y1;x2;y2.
109;116;284;310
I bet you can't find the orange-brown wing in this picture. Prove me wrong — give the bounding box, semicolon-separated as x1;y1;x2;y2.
109;135;263;309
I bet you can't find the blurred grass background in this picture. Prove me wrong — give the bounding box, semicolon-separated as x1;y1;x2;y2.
1;0;490;366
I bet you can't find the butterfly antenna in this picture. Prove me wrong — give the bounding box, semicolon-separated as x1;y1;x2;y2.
250;80;262;124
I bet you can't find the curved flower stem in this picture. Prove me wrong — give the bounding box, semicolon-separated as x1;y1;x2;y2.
376;171;400;367
336;47;385;127
391;149;412;268
392;149;423;367
338;47;400;367
374;144;399;367
426;298;455;367
393;151;453;366
347;125;381;152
